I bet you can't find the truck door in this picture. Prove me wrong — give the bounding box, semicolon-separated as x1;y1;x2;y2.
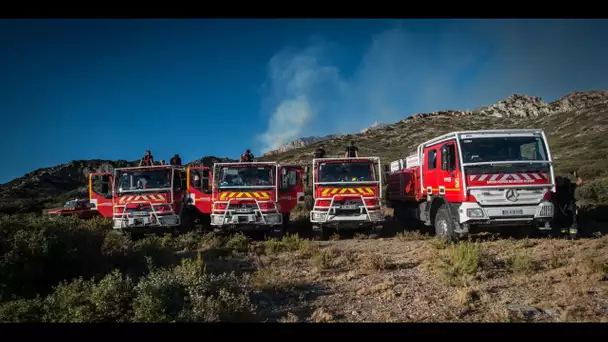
279;165;305;213
187;166;212;214
89;172;113;218
438;140;460;201
172;169;188;214
422;146;440;197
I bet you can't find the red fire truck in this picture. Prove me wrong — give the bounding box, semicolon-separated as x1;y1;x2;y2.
385;129;555;239
207;162;305;234
307;156;384;236
89;165;194;233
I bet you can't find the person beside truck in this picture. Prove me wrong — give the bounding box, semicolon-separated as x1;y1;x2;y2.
554;170;583;239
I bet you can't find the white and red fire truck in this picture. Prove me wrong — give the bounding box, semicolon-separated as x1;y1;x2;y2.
385;129;555;239
307;156;384;236
206;162;305;234
89;165;194;233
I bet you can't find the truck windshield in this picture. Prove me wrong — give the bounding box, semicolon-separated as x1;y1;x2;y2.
318;162;375;183
116;169;171;192
64;201;77;208
460;136;548;164
217;165;274;188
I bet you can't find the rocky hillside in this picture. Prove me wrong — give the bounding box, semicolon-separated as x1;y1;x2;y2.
263;122;390;157
0;156;234;215
260;90;608;208
2;90;607;215
263;134;345;157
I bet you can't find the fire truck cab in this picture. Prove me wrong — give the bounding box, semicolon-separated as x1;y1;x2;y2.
307;157;384;235
209;162;305;234
385;129;555;239
90;165;194;233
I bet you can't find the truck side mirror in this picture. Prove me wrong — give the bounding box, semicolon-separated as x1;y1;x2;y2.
303;172;309;186
383;164;389;172
304;166;309;174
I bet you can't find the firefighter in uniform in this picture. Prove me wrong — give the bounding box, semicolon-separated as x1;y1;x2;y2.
170;154;182;166
344;141;359;158
554;171;583;239
139;150;154;166
314;145;326;158
240;149;254;162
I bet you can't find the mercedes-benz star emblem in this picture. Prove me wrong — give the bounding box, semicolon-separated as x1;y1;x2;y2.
505;189;519;202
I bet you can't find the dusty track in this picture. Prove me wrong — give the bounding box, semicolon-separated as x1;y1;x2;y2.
189;211;608;322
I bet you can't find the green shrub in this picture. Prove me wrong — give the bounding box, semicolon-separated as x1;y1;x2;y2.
0;215;257;322
577;178;608;204
0;298;44;322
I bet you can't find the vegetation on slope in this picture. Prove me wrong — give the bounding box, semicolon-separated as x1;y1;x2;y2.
260;97;608;212
1;215;606;322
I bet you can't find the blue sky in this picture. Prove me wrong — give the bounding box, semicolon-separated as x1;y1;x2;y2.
1;19;607;184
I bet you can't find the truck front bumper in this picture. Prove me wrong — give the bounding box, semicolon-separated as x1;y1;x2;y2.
457;201;554;225
310;208;384;224
112;214;180;229
210;212;282;227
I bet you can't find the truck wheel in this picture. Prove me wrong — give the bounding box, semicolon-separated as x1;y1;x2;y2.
434;205;456;241
312;225;330;240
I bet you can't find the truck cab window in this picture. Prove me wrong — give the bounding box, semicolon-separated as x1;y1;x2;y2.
288;170;298;187
427;149;437;170
442;144;457;171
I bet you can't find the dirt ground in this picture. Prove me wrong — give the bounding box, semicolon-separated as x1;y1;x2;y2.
199;211;608;323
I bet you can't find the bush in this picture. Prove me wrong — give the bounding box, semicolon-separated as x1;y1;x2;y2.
577;178;608;204
0;215;258;322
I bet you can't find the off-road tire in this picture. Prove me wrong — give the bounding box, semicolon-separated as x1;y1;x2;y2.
312;225;331;240
434;205;456;241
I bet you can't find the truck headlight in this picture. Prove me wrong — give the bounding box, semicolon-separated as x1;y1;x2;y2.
312;212;327;220
466;208;485;218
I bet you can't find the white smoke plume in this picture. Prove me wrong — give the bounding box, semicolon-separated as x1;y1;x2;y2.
257;20;608;153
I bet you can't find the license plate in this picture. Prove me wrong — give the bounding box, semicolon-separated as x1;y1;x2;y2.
235;208;251;213
131;211;149;216
340;205;358;210
502;209;523;216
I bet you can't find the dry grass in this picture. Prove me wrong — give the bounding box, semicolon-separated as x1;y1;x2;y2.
108;225;608;323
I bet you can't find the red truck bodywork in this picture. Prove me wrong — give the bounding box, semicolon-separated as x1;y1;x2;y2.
186;166;213;226
308;157;384;233
47;198;100;219
89;166;193;232
207;162;305;233
386;129;555;239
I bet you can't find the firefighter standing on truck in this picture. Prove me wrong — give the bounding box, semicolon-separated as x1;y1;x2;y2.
170;154;182;166
139;150;154;166
344;141;359;158
315;145;326;158
240;149;254;162
554;170;583;239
